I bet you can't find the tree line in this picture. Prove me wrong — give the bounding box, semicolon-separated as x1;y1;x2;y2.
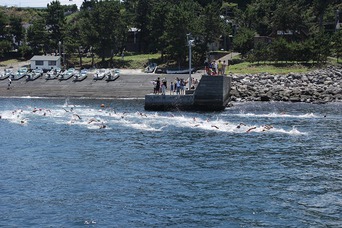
0;0;341;67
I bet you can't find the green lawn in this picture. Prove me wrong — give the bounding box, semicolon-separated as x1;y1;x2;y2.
0;59;28;67
68;53;161;69
227;62;311;74
3;52;339;74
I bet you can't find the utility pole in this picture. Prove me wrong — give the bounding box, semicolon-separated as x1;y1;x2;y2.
187;34;194;90
58;41;62;66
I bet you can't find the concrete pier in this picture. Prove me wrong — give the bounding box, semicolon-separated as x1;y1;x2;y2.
144;75;232;111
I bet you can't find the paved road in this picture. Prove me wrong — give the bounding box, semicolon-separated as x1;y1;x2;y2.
217;52;240;62
0;69;204;99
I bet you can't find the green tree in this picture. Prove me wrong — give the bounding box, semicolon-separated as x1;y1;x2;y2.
270;1;307;41
332;30;342;62
147;1;169;55
232;27;254;57
249;41;270;63
270;37;290;62
9;16;24;47
0;40;11;57
79;0;97;66
46;0;66;52
196;2;225;63
64;18;84;67
27;18;48;55
0;10;10;57
312;0;337;31
18;44;32;59
204;2;225;49
309;32;331;63
162;0;202;66
80;0;124;65
135;0;152;53
0;9;8;36
244;0;277;36
290;41;311;63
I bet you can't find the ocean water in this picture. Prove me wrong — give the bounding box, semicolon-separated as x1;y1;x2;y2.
0;98;341;227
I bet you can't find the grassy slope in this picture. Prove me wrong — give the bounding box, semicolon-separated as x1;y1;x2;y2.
68;53;162;69
227;62;311;74
2;53;341;74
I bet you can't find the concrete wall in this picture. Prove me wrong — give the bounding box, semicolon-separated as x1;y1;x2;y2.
145;94;194;111
194;75;231;109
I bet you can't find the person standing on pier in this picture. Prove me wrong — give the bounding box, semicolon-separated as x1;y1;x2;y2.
223;60;227;75
176;78;181;95
154;77;160;94
161;78;167;95
170;82;174;95
204;58;209;75
218;60;223;75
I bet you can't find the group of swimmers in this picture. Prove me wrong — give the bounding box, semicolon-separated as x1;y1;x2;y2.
1;104;276;133
200;120;274;133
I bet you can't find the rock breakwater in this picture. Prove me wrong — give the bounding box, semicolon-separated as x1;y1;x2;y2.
230;66;342;103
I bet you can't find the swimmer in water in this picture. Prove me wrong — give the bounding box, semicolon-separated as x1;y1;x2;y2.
137;112;147;117
236;123;246;129
211;125;219;129
73;114;81;120
262;125;273;132
88;118;99;124
246;126;256;133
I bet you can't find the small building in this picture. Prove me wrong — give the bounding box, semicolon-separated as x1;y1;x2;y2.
30;55;61;71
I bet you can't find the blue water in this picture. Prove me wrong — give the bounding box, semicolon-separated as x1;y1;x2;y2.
0;98;341;227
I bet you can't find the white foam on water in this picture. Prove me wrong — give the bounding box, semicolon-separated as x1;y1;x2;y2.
268;126;307;135
120;119;163;131
0;109;28;125
0;105;308;135
228;112;318;119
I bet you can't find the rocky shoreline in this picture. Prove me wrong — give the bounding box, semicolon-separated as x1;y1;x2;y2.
230;66;342;104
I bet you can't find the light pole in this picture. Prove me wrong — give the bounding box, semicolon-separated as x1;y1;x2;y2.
187;34;194;90
336;10;340;32
58;41;62;66
58;41;61;55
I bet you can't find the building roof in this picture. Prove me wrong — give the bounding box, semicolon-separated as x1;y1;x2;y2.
30;55;61;61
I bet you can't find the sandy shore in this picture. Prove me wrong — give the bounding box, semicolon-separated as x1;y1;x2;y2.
0;68;203;99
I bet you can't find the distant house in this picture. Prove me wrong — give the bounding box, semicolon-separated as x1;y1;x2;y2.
30;55;61;70
269;29;309;40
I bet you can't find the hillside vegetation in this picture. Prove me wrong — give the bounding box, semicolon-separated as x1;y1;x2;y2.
0;0;341;71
